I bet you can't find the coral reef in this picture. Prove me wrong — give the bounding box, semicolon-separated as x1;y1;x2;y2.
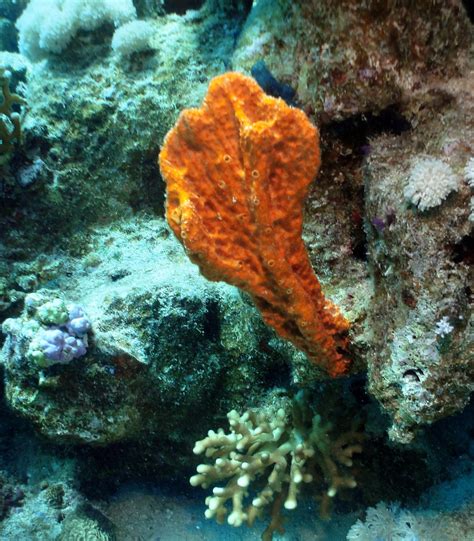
228;0;473;441
0;0;469;452
160;72;351;377
0;0;472;538
0;1;247;256
190;391;363;539
232;0;472;121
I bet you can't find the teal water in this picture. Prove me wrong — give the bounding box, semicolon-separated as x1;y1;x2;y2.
0;1;473;540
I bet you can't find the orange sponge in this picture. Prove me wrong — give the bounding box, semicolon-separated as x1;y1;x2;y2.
159;72;350;377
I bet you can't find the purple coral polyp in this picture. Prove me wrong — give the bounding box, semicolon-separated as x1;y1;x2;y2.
371;216;386;232
66;305;91;336
39;328;88;364
39;305;91;364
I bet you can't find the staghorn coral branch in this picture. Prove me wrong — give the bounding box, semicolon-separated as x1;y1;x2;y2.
0;68;25;156
189;392;363;539
159;72;351;376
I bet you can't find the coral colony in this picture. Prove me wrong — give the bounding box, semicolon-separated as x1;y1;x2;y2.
31;305;91;366
190;392;363;538
3;295;91;368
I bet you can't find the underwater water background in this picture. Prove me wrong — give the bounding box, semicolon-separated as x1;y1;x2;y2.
0;1;473;540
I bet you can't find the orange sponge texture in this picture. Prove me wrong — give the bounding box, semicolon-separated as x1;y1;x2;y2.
159;72;350;377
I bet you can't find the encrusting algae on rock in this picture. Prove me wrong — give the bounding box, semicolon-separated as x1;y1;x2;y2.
159;72;350;377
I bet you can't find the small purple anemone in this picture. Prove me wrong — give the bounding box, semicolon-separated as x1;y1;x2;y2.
371;216;386;233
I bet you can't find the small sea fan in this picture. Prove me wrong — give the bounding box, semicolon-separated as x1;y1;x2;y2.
347;502;420;541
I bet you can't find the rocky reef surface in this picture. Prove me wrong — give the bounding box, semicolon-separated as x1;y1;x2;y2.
2;216;297;449
0;0;472;539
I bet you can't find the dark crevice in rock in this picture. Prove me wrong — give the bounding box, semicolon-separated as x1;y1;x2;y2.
163;0;206;14
449;234;474;265
462;0;474;23
353;220;369;262
203;299;220;342
323;105;412;151
317;105;412;264
129;156;166;216
261;356;292;390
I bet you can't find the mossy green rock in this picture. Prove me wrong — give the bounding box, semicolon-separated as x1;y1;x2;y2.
0;217;297;452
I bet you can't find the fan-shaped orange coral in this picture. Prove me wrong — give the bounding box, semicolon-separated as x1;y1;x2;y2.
159;72;350;377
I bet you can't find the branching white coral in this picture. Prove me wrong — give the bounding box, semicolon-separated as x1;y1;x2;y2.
190;392;363;539
17;0;137;60
404;157;459;211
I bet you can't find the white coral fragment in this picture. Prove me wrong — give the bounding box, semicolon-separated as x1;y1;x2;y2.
404;157;459;211
434;316;453;337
